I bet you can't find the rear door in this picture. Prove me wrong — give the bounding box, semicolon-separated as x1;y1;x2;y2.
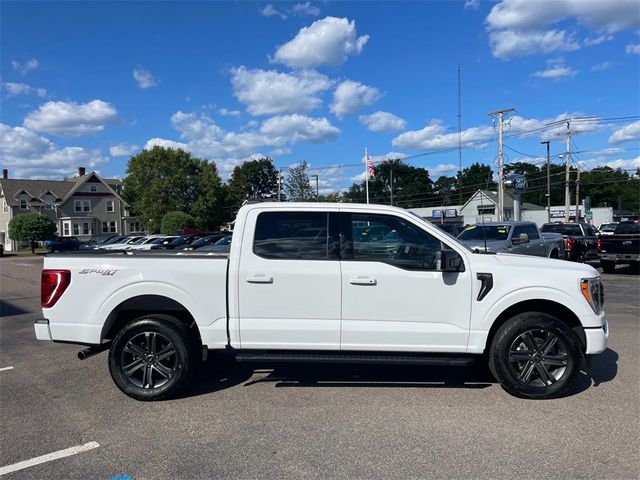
237;208;341;350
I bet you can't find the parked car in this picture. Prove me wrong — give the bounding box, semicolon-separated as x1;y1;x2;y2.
597;220;640;273
177;234;226;251
195;235;232;252
161;234;206;250
36;203;607;401
99;236;146;250
44;237;80;252
80;236;118;250
457;221;565;258
597;223;618;236
89;235;128;249
540;222;598;262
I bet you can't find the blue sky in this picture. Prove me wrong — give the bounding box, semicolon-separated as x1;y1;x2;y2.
1;0;639;193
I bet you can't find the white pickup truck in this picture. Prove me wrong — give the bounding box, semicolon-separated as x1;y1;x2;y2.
36;203;608;400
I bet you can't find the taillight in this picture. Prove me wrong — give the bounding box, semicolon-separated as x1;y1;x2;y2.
566;238;574;250
596;239;602;252
41;269;71;308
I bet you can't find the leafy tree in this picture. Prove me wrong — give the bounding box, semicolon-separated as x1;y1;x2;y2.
345;159;433;208
160;211;195;235
123;147;225;232
9;213;56;253
433;176;458;206
318;192;344;202
227;157;279;205
457;162;496;202
285;161;315;201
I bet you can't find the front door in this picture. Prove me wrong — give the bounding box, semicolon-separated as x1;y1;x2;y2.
340;211;472;352
238;209;341;349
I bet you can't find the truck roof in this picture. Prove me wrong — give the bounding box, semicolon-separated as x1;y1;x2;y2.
239;202;412;214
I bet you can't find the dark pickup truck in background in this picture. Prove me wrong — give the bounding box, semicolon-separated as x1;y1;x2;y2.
541;222;598;263
598;221;640;273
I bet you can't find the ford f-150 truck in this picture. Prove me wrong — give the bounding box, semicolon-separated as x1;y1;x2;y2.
598;221;640;273
35;203;607;401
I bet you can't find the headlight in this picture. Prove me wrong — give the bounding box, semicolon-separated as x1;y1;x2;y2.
581;277;604;314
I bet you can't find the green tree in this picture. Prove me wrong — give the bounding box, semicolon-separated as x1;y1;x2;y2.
160;211;195;235
457;163;496;202
285;161;315;201
9;213;56;253
345;159;433;208
433;175;458;206
227;157;279;205
123;147;225;232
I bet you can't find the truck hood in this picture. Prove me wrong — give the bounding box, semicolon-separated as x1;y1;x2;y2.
468;250;598;276
459;239;508;253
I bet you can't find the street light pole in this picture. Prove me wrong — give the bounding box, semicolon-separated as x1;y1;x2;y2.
311;174;319;201
541;140;551;222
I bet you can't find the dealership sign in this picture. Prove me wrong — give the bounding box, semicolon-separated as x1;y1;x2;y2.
432;209;458;218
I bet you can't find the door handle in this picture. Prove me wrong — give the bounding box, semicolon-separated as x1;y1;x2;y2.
246;274;273;284
350;276;377;286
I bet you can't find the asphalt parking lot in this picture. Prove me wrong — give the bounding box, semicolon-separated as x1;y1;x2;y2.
1;255;638;479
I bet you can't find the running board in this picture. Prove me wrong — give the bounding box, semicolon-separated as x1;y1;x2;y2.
234;351;475;367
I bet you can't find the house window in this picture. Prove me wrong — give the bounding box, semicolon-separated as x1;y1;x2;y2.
102;221;116;233
72;223;80;235
45;201;53;210
20;200;28;210
90;185;97;192
130;221;140;232
83;222;91;235
106;200;114;212
109;221;116;232
63;222;70;236
2;201;7;213
75;200;91;212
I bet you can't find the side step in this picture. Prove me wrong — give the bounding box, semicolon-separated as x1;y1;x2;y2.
235;351;476;367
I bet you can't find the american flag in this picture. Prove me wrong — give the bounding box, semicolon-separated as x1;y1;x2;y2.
366;155;375;178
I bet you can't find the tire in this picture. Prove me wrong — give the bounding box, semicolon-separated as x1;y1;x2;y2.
601;260;616;274
108;314;198;401
488;312;582;399
549;249;559;259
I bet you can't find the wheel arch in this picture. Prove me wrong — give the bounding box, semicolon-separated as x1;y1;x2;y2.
101;294;202;346
484;299;586;353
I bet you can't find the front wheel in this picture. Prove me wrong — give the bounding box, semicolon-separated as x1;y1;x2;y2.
488;313;582;399
109;315;197;401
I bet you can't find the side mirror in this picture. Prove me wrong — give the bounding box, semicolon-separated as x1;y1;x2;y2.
512;233;529;245
436;250;463;272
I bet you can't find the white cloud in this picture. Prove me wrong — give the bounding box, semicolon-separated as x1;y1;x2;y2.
171;111;225;140
0;123;108;179
230;66;331;116
291;2;320;17
464;0;480;10
11;58;39;75
260;114;340;143
626;43;640;54
590;61;614;71
133;66;157;89
272;16;369;69
109;143;139;157
575;155;640;172
2;82;46;98
144;138;189;151
23;100;118;136
609;120;640;144
486;0;640;58
331;80;381;119
261;4;287;19
584;34;612;45
218;108;241;117
430;163;459;176
532;65;577;78
359;111;406;132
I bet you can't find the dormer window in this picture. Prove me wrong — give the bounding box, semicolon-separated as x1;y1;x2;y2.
90;185;97;192
20;199;28;210
45;201;54;210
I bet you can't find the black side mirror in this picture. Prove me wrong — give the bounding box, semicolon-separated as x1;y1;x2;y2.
436;250;463;272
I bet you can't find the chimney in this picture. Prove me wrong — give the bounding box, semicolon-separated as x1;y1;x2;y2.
2;169;7;179
78;167;86;177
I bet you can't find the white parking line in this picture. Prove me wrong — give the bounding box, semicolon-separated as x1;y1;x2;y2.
0;441;100;476
0;366;14;372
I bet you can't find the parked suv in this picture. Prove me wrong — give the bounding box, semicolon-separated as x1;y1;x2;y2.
44;237;80;252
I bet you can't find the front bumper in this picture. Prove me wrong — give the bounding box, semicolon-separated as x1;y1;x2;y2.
584;319;608;355
34;318;52;341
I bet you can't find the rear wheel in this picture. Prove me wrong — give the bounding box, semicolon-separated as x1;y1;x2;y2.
601;260;616;273
109;315;197;401
489;312;581;399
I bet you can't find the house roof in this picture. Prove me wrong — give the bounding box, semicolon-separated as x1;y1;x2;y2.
0;174;124;207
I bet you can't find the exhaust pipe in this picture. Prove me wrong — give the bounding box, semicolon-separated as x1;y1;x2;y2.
78;341;111;360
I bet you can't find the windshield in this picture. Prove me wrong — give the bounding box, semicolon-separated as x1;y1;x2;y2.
191;235;220;247
213;235;232;245
600;223;617;232
458;225;511;241
131;237;148;245
541;224;582;236
615;223;640;234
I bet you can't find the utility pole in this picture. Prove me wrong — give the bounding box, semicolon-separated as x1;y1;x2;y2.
541;140;551;222
488;108;515;221
457;65;462;176
564;120;572;222
277;168;283;202
389;167;393;206
575;166;581;221
311;174;319;201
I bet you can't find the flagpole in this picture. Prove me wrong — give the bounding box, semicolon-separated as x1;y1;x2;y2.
365;147;369;204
